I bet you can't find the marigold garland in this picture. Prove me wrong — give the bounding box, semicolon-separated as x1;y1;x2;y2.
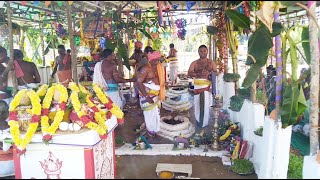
41;84;68;142
92;83;124;124
8;89;42;155
69;82;108;139
36;84;49;97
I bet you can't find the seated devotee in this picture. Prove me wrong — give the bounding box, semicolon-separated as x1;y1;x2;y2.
0;47;12;103
50;45;72;87
167;43;179;85
93;49;136;110
136;51;164;137
13;49;41;90
188;45;217;128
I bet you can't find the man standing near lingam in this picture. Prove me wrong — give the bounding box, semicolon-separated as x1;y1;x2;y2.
188;45;217;128
93;49;135;110
167;43;179;85
136;51;165;137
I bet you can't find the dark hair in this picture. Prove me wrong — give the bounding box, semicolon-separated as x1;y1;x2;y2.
67;49;71;53
13;49;23;60
199;45;208;50
144;46;153;54
0;47;7;54
0;100;9;121
169;43;174;48
101;49;113;59
58;45;65;50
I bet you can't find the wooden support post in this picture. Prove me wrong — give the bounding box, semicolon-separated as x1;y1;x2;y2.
66;2;78;83
6;1;18;96
307;1;319;156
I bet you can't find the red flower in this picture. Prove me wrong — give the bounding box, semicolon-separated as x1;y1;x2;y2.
106;111;112;119
60;102;67;111
107;97;113;103
117;118;124;125
9;111;18;121
80;115;91;125
42;108;50;116
42;134;52;142
91;106;99;113
100;134;108;140
105;102;113;110
30;115;41;123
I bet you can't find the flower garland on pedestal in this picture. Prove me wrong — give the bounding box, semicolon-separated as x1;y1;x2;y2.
41;84;68;143
8;89;42;155
36;84;49;97
69;82;109;139
92;84;124;124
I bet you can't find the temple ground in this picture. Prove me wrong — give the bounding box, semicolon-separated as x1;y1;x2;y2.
114;100;258;179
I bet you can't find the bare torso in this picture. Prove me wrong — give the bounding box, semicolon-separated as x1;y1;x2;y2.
16;61;41;85
101;60;117;83
138;64;159;85
56;54;71;71
189;58;217;80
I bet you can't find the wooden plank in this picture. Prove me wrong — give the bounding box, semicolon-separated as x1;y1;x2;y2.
156;163;192;177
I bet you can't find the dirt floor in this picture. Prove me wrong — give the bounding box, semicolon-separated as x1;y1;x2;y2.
114;99;258;179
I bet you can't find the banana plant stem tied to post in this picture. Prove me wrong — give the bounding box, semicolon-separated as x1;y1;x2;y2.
307;1;319;156
274;8;283;121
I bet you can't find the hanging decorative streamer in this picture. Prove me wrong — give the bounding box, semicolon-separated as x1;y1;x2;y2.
238;5;244;14
274;8;282;117
186;1;196;12
68;1;73;5
243;1;250;17
21;1;27;6
157;1;163;27
44;1;51;7
172;4;179;10
33;1;40;6
57;1;63;7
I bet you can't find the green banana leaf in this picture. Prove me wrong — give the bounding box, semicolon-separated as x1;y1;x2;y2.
301;26;311;65
271;22;283;37
245;25;273;66
280;83;307;128
287;35;298;81
225;9;250;29
241;63;262;89
138;29;153;40
118;40;130;70
105;38;116;51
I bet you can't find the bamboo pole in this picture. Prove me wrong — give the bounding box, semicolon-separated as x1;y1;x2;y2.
274;8;283;120
6;1;18;96
39;21;46;67
66;2;78;83
250;9;257;102
307;1;319;156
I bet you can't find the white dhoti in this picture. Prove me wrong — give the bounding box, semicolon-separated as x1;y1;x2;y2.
17;83;39;90
105;90;123;110
139;82;161;133
169;60;179;84
193;79;212;128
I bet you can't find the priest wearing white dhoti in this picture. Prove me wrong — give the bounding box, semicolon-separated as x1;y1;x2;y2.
136;51;165;137
93;49;135;110
167;43;179;85
188;45;217;128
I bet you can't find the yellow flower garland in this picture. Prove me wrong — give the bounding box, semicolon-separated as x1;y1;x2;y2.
69;82;108;138
92;83;124;120
36;84;49;97
8;89;42;153
41;84;68;141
